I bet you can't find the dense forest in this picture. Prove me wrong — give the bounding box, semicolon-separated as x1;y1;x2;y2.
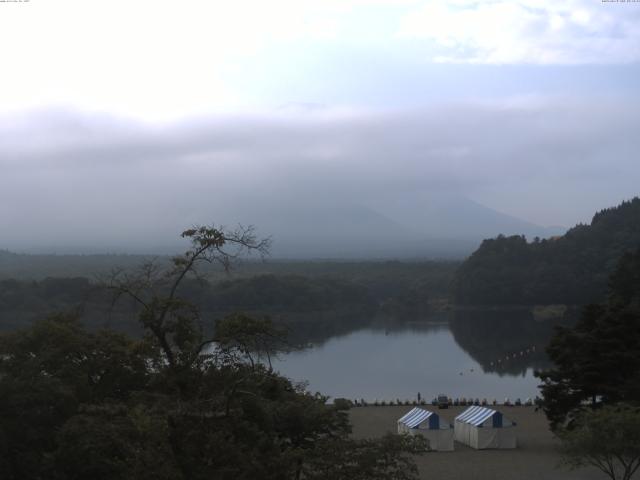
452;198;640;306
0;261;457;344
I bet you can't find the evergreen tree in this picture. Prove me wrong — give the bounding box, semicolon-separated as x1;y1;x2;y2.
537;248;640;429
453;197;640;306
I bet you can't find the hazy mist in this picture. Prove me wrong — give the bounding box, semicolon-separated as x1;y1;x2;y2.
1;97;637;256
2;1;639;257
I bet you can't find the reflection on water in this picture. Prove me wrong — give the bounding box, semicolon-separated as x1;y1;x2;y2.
450;309;559;377
272;311;568;402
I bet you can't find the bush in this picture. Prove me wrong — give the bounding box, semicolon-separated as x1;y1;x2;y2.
333;398;353;410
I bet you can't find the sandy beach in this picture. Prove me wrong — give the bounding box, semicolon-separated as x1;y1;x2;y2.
349;405;607;480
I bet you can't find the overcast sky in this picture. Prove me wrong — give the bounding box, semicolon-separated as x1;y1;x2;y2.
1;0;639;251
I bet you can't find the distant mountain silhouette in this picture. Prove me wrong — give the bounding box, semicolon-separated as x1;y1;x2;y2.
222;192;564;259
367;192;564;240
4;192;565;259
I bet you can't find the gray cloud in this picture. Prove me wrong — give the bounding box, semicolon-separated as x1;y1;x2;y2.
1;97;638;253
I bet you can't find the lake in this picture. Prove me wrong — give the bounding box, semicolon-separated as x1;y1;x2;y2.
272;312;562;403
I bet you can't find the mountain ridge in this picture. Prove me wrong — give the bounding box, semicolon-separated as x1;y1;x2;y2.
3;194;564;259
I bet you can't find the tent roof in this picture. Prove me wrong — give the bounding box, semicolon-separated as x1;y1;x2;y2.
455;406;499;426
398;407;435;428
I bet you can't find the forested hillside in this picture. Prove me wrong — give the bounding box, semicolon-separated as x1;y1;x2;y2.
452;198;640;306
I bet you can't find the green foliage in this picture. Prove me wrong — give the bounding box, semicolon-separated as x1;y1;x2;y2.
53;403;179;480
0;277;96;330
0;313;152;479
537;248;640;429
333;398;354;410
609;250;640;309
453;197;640;305
205;274;375;313
0;313;423;479
558;404;640;480
214;313;289;368
0;225;423;480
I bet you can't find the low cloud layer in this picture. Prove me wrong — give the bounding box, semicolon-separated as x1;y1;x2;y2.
1;96;638;253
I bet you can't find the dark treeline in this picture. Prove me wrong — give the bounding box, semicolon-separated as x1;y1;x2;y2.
0;250;459;284
0;262;457;343
0;275;374;317
453;197;640;306
188;275;374;313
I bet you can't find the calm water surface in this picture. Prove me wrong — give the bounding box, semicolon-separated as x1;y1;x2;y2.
272;324;545;402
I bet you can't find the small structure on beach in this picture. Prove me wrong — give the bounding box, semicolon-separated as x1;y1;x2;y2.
397;407;454;451
454;405;516;449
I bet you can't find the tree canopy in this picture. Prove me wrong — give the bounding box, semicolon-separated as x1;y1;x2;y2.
536;248;640;430
0;225;425;479
453;197;640;306
558;404;640;480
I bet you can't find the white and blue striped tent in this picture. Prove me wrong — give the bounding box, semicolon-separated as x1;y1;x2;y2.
454;406;516;449
397;407;454;451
